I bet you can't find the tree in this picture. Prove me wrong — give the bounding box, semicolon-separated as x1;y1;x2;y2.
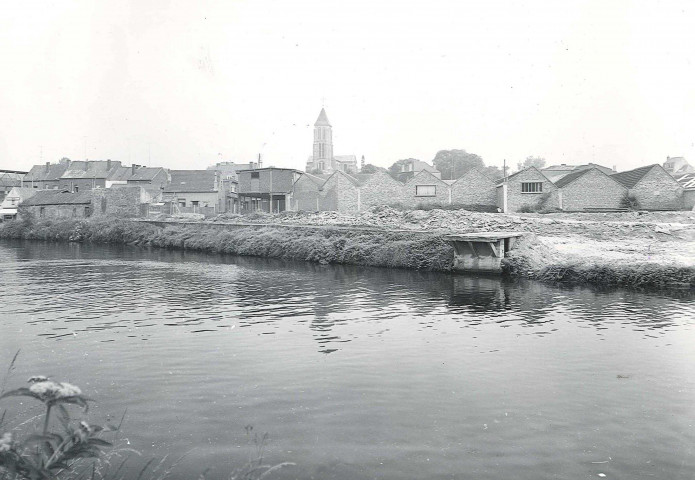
361;163;384;174
483;165;504;181
432;150;484;180
388;158;419;180
516;156;546;172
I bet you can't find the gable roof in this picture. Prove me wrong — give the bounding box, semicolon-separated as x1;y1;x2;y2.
164;170;218;193
406;168;449;186
128;167;167;182
553;168;592;188
295;172;327;188
24;163;68;182
496;166;552;185
61;161;122;180
314;108;331;127
450;167;495;186
21;190;92;206
323;169;360;187
107;166;133;182
611;164;658;189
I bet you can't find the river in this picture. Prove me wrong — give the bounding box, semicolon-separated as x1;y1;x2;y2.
0;240;694;479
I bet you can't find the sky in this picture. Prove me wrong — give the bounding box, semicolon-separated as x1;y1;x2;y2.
1;0;694;173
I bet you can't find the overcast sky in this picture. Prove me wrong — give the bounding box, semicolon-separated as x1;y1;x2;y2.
1;0;693;173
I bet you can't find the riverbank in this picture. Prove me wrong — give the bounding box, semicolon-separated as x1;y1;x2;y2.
1;206;694;291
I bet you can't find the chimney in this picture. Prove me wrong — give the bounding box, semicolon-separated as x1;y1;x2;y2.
131;164;137;175
107;159;112;171
45;161;50;173
258;153;262;169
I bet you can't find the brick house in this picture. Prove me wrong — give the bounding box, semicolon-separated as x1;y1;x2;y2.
319;170;360;213
237;167;302;213
612;164;684;210
163;170;225;214
58;160;123;192
359;170;406;209
20;190;94;219
403;170;450;207
126;166;170;190
450;168;497;207
497;167;558;212
292;172;327;211
551;167;627;211
22;162;69;190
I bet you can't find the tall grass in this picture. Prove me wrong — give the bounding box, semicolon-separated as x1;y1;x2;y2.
0;218;456;271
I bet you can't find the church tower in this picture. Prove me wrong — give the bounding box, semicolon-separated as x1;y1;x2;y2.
312;108;333;171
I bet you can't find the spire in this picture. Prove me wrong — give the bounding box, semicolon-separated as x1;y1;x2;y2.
314;108;331;127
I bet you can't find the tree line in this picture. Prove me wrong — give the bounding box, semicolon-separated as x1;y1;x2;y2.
360;150;546;181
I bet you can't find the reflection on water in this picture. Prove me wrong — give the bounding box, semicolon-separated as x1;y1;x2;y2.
1;239;694;480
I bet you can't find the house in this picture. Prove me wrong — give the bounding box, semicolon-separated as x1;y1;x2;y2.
22;162;69;190
496;167;558;213
403;169;450;207
237;167;302;213
541;163;615;182
20;190;94;219
395;159;441;182
208;160;261;181
318;170;360;213
91;186;154;217
292;172;328;211
358;170;406;209
58;160;124;192
612;164;684;210
162;170;225;215
449;168;497;207
674;173;695;210
0;172;24;202
551;167;627;211
0;187;37;221
663;156;694;176
126;166;170;190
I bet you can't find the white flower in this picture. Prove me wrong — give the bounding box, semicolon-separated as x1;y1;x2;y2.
0;432;13;452
27;375;49;383
29;380;82;400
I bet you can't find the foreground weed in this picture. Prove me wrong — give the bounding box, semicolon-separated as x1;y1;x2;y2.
0;376;117;479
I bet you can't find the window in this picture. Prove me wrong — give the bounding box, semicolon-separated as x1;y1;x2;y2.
84;206;91;217
40;207;45;217
74;186;79;193
178;200;186;208
521;182;543;193
191;201;199;207
416;185;436;196
251;172;260;179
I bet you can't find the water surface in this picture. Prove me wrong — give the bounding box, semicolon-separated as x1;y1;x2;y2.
1;240;694;479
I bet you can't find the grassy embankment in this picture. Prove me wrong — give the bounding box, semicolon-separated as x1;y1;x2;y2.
0;217;693;291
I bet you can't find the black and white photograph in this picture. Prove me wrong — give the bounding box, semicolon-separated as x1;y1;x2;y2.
1;1;694;479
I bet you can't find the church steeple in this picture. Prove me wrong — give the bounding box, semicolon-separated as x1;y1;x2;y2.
312;108;333;170
315;108;331;127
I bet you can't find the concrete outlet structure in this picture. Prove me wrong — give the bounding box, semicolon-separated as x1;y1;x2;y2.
445;232;524;273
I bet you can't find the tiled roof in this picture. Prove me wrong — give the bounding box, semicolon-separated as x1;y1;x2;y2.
297;172;328;187
129;167;166;182
24;163;68;182
553;168;592;188
21;190;92;206
61;161;122;179
107;166;133;182
164;170;218;193
611;165;656;188
495;166;551;185
0;174;22;188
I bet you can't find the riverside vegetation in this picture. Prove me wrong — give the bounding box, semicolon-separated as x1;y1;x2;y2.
0;207;693;291
0;353;293;480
